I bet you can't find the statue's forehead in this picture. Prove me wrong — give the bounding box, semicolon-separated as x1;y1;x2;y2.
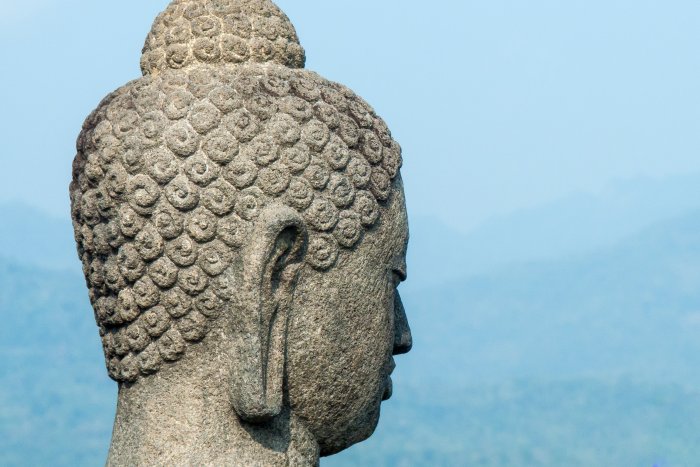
378;176;409;263
334;176;407;271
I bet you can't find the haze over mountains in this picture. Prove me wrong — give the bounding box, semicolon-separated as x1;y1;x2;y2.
410;171;700;286
2;173;700;465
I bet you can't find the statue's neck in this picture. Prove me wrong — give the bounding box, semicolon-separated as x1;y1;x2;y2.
106;346;319;466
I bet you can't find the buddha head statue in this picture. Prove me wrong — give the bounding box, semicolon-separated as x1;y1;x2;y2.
70;0;412;464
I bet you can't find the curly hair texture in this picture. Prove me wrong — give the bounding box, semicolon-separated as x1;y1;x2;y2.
70;0;403;383
140;0;306;74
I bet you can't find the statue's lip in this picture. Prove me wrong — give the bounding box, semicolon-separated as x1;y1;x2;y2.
382;370;394;401
388;357;396;375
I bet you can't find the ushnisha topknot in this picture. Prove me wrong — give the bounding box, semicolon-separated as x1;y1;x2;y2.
70;0;403;383
140;0;306;75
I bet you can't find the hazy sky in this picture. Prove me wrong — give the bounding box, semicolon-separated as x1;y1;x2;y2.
3;0;700;232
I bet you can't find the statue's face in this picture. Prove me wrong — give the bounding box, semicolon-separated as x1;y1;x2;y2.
285;177;411;455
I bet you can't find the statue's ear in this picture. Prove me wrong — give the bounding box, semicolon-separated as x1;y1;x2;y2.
230;204;308;423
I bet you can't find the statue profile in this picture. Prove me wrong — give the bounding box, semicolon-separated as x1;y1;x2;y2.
69;0;412;464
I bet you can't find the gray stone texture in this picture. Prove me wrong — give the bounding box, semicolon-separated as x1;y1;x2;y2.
69;0;412;464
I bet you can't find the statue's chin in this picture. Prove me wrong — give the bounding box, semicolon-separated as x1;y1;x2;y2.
318;403;382;457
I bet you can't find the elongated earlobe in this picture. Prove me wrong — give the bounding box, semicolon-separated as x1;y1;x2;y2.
229;204;307;423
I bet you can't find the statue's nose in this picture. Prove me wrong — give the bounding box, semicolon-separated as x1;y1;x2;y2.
393;292;412;355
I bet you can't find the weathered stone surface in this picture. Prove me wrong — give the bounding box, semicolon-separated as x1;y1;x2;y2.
70;0;411;465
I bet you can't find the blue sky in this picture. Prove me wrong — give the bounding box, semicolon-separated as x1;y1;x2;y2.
2;0;700;233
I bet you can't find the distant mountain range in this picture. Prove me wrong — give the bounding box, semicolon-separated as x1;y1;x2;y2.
0;260;114;466
3;201;700;464
408;171;700;287
327;378;700;467
403;208;700;386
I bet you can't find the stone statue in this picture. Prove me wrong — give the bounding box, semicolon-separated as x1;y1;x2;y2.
69;0;412;464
